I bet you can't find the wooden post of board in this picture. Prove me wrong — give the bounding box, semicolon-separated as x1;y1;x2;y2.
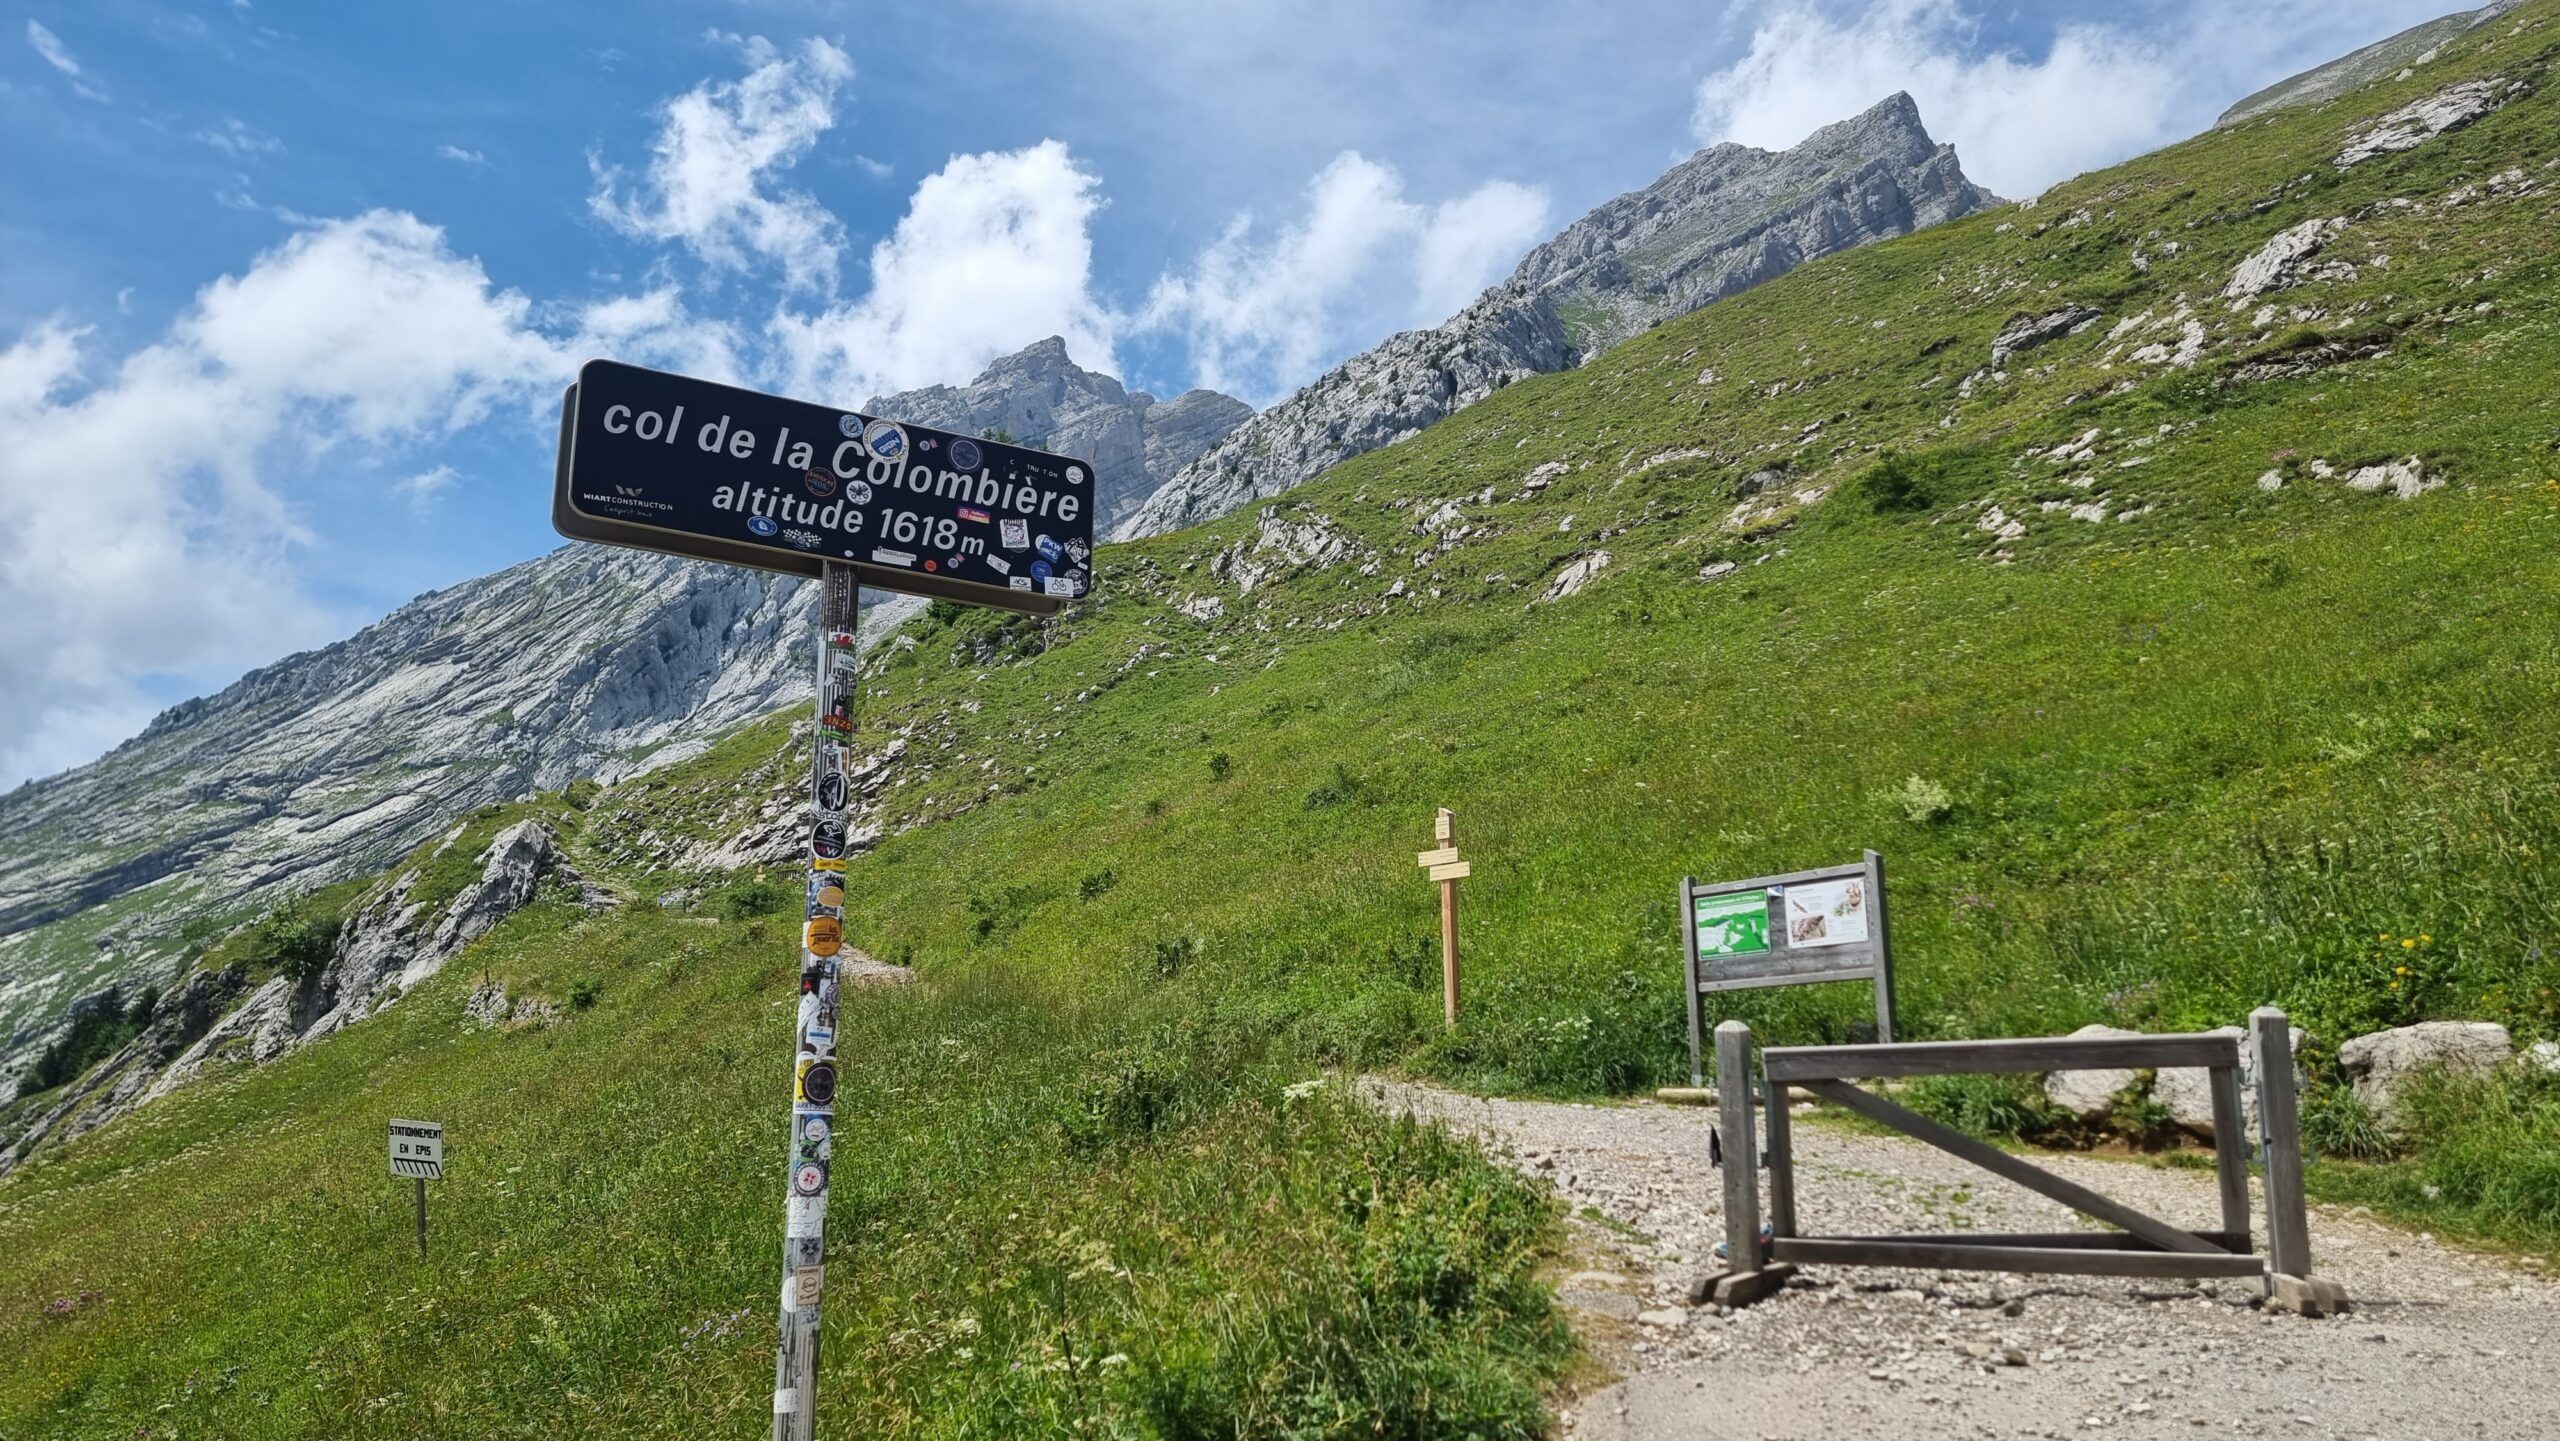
1416;809;1470;1029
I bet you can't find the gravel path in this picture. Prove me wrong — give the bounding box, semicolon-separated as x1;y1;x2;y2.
1365;1079;2560;1440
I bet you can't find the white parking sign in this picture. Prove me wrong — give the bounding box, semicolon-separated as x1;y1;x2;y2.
389;1119;445;1180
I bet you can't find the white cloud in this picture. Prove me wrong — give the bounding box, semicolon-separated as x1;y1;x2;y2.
590;35;851;293
1414;181;1551;318
25;19;107;103
775;140;1118;404
395;464;458;511
0;212;574;786
1690;0;2468;200
1139;153;1550;402
435;144;490;167
197;116;284;158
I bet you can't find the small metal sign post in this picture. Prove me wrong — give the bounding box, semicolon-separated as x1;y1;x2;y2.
389;1119;444;1259
1680;851;1896;1086
1415;809;1471;1029
553;358;1094;1440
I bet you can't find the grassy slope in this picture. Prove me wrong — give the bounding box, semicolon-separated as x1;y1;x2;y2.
602;14;2560;1086
9;9;2560;1434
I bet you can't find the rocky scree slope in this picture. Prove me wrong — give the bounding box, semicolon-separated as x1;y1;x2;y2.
0;339;1240;1071
1115;91;2000;540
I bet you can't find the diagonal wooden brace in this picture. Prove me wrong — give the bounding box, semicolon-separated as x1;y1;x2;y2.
1798;1079;2227;1257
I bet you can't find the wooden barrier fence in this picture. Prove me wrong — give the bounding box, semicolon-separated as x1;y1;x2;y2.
1701;1008;2348;1316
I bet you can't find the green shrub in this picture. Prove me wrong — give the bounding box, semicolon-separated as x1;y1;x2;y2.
712;871;793;921
253;903;341;983
2300;1079;2396;1162
1905;1073;2064;1140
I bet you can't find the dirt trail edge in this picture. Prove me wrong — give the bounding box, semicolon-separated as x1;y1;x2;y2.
1364;1079;2559;1440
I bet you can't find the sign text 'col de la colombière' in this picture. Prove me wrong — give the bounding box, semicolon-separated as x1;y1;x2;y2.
554;359;1095;616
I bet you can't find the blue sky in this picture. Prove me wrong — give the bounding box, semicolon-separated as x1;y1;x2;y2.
0;0;2467;784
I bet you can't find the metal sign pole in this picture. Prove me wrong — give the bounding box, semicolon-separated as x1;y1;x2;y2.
415;1177;428;1259
773;563;858;1440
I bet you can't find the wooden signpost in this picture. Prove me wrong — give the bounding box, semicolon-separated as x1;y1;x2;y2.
1680;851;1896;1087
552;359;1095;1440
1417;809;1471;1029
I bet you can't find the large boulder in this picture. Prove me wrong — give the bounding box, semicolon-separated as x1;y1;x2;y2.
2338;1021;2513;1123
2153;1023;2306;1142
2043;1024;2146;1120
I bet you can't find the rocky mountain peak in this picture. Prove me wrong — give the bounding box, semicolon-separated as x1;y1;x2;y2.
1116;94;2000;540
865;337;1250;531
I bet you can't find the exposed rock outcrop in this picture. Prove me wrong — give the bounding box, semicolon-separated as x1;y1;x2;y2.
0;966;251;1170
1117;93;2000;540
1991;305;2102;366
2336;76;2522;168
0;822;598;1173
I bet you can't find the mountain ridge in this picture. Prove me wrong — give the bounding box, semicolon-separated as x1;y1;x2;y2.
1115;91;2000;539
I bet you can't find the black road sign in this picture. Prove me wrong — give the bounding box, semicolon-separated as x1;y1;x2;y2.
553;359;1094;615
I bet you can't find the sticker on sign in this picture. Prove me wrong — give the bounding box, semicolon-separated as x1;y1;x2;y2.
389;1118;445;1180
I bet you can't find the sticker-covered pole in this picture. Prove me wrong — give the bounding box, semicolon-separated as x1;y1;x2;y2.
774;563;858;1441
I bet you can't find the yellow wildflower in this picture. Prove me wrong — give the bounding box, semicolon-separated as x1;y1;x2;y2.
2402;938;2418;950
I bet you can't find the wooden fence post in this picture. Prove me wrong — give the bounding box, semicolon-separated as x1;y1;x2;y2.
1700;1020;1794;1307
2253;1006;2348;1316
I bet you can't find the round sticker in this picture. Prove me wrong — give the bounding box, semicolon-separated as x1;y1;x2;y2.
815;878;844;911
948;437;983;472
804;468;838;498
1065;465;1085;485
794;1161;826;1195
1029;559;1053;582
801;1114;831;1145
844;480;874;504
748;515;779;537
838;414;863;439
800;1060;838;1105
812;817;847;859
1035;534;1064;564
805;917;842;957
863;420;907;461
816;771;849;812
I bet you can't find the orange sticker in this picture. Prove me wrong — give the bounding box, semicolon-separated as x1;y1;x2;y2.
804;917;842;957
